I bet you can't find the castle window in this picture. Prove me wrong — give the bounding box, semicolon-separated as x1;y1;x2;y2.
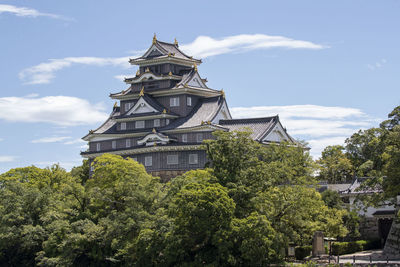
182;134;187;143
124;102;132;112
121;122;126;130
170;97;180;107
112;140;116;149
154;119;160;127
196;133;203;143
187;96;192;106
167;154;178;165
166;119;170;125
145;156;152;166
96;143;101;151
135;120;145;128
189;154;198;164
126;139;131;148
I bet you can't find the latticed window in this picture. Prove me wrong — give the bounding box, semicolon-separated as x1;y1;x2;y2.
145;156;152;166
126;139;131;148
135;120;145;128
187;96;192;106
182;134;187;143
167;154;178;165
154;119;160;127
170;97;180;107
189;154;198;164
121;122;126;130
196;133;203;143
96;143;101;151
112;140;116;149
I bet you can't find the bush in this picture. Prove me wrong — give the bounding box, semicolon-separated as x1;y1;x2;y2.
331;240;367;255
295;245;312;260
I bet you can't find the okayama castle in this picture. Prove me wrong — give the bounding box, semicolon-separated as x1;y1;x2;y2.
81;35;296;180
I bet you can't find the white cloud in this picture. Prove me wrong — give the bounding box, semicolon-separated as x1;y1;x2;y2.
31;136;71;143
0;95;108;126
307;137;348;158
63;138;85;145
230;104;375;158
367;59;387;70
180;34;326;58
19;56;131;84
20;34;324;84
0;4;72;20
0;156;16;162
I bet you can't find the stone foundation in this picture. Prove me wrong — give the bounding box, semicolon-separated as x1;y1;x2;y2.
384;215;400;256
359;217;380;240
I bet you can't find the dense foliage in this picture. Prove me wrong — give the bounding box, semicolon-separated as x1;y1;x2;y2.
317;105;400;203
1;105;399;266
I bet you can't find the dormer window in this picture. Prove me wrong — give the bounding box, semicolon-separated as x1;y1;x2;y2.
170;97;180;107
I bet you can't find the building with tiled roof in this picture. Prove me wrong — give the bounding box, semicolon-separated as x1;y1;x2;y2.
81;35;296;180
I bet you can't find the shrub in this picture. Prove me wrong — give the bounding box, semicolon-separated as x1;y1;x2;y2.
331;240;368;255
295;245;312;260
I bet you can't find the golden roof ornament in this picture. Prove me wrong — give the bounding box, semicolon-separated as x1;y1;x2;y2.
201;121;204;125
172;53;175;56
174;38;178;46
152;33;157;44
136;69;140;76
153;142;157;146
221;89;225;98
184;83;188;88
89;130;94;134
207;121;211;125
152;128;156;133
113;101;118;108
139;86;144;96
168;52;171;57
194;63;198;72
168;71;172;76
145;67;150;72
162;109;167;114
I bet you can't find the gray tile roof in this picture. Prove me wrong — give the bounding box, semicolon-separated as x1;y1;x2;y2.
218;117;278;141
164;96;224;130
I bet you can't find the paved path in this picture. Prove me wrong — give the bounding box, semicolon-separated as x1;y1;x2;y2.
336;249;400;264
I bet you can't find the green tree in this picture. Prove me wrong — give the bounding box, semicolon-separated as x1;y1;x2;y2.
345;128;386;177
317;145;354;183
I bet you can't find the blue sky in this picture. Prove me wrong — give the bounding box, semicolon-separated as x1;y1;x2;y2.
0;0;399;172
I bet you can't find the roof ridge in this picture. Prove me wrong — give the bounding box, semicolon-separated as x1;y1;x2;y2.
219;116;278;124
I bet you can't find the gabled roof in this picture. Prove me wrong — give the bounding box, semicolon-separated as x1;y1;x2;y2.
175;69;208;89
130;39;201;65
219;116;279;141
125;94;165;115
164;96;227;130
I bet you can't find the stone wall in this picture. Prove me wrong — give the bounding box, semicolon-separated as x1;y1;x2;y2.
384;213;400;256
359;217;380;240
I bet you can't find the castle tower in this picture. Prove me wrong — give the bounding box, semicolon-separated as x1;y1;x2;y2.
81;35;295;180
